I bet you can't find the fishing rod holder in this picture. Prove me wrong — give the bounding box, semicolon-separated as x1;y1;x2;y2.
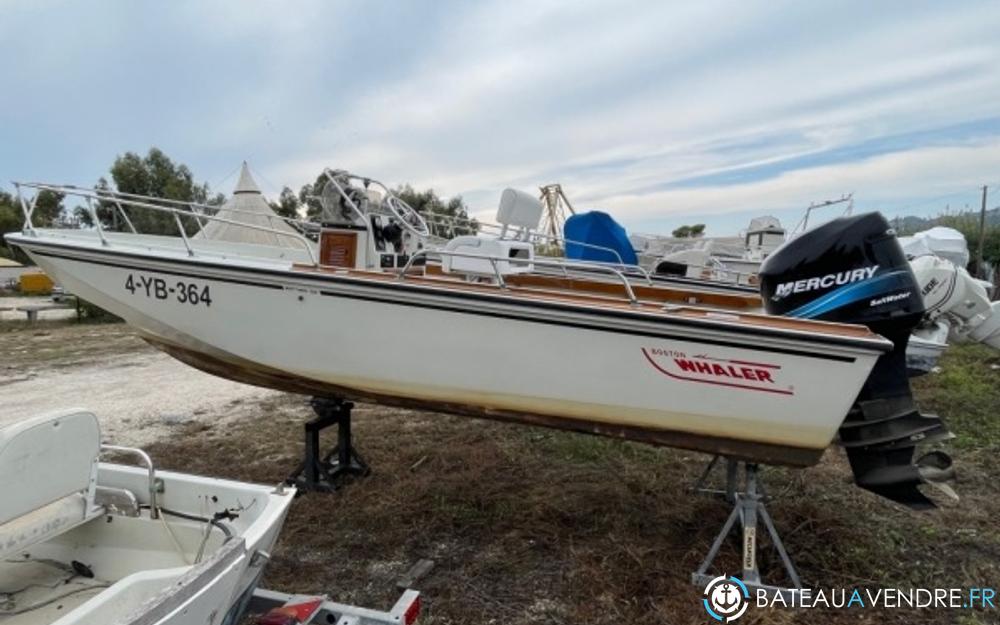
287;397;370;493
691;461;802;601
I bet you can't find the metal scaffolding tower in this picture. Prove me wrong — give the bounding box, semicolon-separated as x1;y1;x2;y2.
539;184;576;244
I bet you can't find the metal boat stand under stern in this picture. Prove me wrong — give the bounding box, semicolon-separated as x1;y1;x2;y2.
287;397;371;492
691;458;803;600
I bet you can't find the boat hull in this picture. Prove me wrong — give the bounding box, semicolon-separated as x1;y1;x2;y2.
12;233;888;467
1;460;295;625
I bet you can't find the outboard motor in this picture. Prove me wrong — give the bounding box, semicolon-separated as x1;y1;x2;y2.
759;213;955;509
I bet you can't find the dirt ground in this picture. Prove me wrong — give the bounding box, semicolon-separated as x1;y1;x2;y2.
0;320;279;445
1;321;998;624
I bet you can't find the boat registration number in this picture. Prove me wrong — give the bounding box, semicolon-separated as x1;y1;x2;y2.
124;274;213;307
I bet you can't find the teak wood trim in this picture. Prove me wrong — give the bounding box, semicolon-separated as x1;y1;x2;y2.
292;262;877;339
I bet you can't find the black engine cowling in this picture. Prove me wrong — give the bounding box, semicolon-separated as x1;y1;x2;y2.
759;213;954;509
760;212;924;330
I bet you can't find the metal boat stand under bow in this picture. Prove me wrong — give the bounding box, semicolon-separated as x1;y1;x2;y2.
287;397;371;492
691;458;802;600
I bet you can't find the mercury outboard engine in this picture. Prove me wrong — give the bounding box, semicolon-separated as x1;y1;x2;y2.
759;213;955;509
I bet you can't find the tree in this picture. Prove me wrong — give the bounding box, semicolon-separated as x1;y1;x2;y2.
32;190;66;227
297;173;330;222
392;185;478;238
269;187;301;220
0;191;23;259
672;223;705;238
74;178;116;229
936;213;1000;288
77;148;222;235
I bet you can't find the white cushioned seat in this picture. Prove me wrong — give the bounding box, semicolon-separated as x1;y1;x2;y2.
0;409;103;559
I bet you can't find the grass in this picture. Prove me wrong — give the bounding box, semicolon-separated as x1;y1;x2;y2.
134;343;1000;625
912;344;1000;453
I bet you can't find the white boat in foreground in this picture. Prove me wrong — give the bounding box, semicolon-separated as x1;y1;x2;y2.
3;169;956;507
0;409;294;625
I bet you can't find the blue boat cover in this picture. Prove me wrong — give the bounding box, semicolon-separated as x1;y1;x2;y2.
563;211;638;265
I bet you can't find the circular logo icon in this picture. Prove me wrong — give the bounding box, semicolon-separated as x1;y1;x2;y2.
703;575;749;622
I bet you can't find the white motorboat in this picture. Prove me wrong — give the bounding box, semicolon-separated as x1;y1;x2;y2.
3;170;954;507
0;409;294;625
641;196;854;287
643;216;786;287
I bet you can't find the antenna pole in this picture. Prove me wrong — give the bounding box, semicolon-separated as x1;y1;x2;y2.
978;185;988;278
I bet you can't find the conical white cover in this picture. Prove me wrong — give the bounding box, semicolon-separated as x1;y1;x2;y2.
194;162;302;247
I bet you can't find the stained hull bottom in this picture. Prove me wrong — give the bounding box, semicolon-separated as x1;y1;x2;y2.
144;336;825;468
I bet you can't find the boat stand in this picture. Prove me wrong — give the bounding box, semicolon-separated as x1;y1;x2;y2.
691;461;802;600
287;397;370;493
691;455;769;502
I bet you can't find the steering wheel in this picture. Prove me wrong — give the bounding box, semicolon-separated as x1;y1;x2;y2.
385;196;431;238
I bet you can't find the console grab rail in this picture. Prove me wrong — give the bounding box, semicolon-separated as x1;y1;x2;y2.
398;248;640;305
101;444;159;519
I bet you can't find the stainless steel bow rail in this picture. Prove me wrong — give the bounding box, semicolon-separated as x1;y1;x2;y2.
14;181;321;265
75;186;304;235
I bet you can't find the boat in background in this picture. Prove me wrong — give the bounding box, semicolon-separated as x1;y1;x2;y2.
561;202;1000;375
634;215;786;287
4;169;955;508
0;409;294;625
631;195;854;287
902;228;1000;373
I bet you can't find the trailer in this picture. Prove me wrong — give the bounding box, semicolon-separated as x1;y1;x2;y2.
249;587;421;625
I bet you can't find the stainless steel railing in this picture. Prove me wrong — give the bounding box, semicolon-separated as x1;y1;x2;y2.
14;181;319;265
418;214;658;291
424;213;630;261
75;186;307;235
101;444;160;519
13;178;672;301
397;248;641;305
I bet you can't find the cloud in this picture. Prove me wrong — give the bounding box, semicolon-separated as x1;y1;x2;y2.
603;139;1000;234
266;1;1000;222
0;0;998;237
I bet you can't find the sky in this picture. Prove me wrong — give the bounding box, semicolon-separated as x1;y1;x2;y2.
1;0;999;236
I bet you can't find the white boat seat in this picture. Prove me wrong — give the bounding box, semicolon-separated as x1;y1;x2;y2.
0;409;104;560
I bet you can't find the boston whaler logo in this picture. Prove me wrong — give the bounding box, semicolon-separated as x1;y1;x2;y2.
641;348;793;395
774;265;878;299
